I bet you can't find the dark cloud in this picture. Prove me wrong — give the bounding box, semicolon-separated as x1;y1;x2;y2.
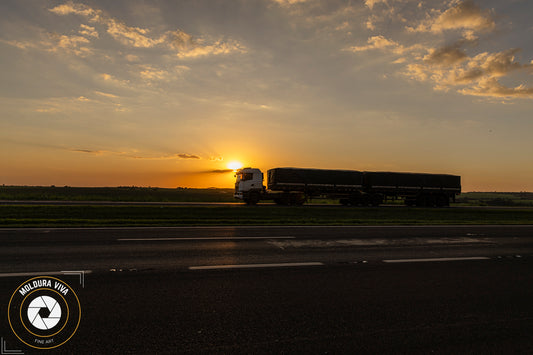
209;169;234;174
68;148;202;160
177;153;200;159
70;148;106;154
423;43;468;67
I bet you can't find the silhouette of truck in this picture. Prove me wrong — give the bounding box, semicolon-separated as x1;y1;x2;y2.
234;167;460;206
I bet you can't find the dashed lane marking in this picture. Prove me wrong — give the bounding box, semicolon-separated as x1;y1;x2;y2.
189;262;324;270
118;236;295;241
382;257;490;263
0;270;93;278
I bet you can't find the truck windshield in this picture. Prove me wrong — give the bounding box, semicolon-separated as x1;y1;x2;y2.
241;173;253;181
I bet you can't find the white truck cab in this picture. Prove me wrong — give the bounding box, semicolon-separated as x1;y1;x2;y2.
234;168;264;203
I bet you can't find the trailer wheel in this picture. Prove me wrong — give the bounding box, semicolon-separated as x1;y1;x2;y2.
405;198;415;207
371;194;383;207
274;195;291;205
290;193;306;205
436;195;449;207
416;195;430;207
339;198;350;206
420;195;437;207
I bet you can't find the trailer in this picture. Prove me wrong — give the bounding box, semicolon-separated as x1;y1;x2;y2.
362;171;461;207
234;167;460;206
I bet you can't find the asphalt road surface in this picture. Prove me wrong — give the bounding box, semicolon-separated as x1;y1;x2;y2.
1;226;533;353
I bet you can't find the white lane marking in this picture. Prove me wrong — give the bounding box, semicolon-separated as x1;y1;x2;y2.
383;257;490;263
118;236;295;241
189;262;324;270
0;270;93;278
268;237;491;248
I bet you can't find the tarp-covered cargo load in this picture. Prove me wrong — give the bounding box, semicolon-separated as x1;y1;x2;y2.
363;172;461;192
267;168;363;192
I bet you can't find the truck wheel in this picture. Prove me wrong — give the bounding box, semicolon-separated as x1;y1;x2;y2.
371;194;383;207
246;192;260;205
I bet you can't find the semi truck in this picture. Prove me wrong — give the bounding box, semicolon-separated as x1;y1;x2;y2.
234;167;461;207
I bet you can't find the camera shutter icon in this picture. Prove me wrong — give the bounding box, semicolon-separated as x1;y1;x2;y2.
27;296;62;330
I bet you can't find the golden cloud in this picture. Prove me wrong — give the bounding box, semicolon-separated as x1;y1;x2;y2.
176;40;247;59
459;78;533;99
347;35;400;52
79;24;98;38
404;47;533;99
49;1;246;57
408;0;495;34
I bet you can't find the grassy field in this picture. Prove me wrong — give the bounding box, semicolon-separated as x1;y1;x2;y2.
455;192;533;207
0;186;236;202
1;205;532;227
2;186;533;227
2;186;533;206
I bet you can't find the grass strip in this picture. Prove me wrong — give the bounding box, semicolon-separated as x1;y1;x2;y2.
1;205;532;227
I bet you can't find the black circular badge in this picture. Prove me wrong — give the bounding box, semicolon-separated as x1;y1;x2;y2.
8;276;81;350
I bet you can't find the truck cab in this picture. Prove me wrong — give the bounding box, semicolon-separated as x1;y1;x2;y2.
234;168;264;204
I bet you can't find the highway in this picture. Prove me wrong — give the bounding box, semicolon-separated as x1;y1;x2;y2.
1;226;533;353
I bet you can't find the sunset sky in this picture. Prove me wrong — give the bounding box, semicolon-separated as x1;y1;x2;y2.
1;0;532;190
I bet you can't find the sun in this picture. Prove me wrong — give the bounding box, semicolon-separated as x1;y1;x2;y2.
227;161;243;171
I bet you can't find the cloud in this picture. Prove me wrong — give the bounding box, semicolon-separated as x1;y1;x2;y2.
166;29;195;51
176;40;247;59
47;32;92;57
403;47;533;99
459;78;533;99
208;169;234;174
1;25;95;58
70;148;108;155
128;153;201;160
94;91;119;99
139;65;168;81
0;39;38;50
32;96;95;113
176;154;201;159
408;0;495;34
345;35;424;56
98;73;130;87
1;31;94;57
423;42;468;66
270;0;310;6
364;0;388;11
469;49;526;78
48;1;246;57
79;24;98;38
105;18;165;48
49;1;100;20
349;0;533;100
346;35;399;52
69;148;202;160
